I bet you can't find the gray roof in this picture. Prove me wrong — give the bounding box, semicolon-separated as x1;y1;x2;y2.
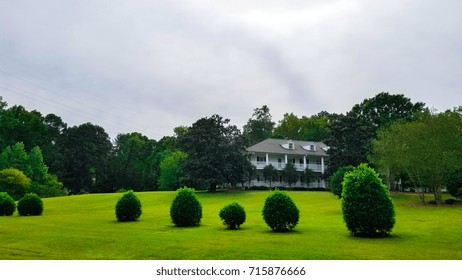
247;138;329;157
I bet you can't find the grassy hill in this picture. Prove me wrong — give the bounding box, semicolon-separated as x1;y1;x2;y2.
0;191;461;259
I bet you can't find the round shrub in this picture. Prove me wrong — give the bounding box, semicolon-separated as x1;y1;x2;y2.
219;202;246;229
0;192;16;216
115;190;142;222
329;165;355;198
342;164;395;237
262;189;300;232
170;187;202;227
17;193;43;216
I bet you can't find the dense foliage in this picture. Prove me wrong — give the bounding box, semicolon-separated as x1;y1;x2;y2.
115;190;142;222
219;202;246;229
370;110;462;203
178;114;249;192
262;190;299;232
170;187;202;227
0;192;16;216
17;193;43;216
0;168;31;200
329;166;354;198
342;164;395;237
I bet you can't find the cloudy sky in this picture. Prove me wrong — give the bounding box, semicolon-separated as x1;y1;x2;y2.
1;0;461;140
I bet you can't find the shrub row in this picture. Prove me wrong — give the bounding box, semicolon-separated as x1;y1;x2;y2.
0;192;43;216
115;187;300;232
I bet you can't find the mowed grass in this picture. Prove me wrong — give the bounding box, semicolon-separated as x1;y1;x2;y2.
0;191;461;260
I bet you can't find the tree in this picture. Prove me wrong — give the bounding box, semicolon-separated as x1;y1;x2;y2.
178;114;249;192
350;92;425;134
273;113;330;142
56;123;112;193
0;142;32;177
109;132;157;191
329;165;354;198
0;168;31;200
0;105;49;152
326;113;373;174
159;150;187;191
273;113;302;140
243;105;275;145
370;110;462;203
283;162;298;188
262;164;278;188
342;164;395;237
328;93;425;174
28;146;63;197
303;167;317;187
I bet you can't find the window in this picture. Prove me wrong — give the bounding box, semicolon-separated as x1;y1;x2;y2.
310;144;315;151
288;142;294;149
299;158;304;164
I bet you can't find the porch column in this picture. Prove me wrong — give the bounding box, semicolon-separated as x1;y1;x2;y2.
266;153;269;166
321;157;325;175
284;154;288;164
303;155;307;169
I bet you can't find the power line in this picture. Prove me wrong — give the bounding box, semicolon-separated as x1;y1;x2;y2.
0;69;163;138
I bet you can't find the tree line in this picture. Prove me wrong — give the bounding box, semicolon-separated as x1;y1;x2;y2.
1;93;461;202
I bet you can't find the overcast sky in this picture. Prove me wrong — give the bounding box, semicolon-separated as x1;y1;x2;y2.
1;0;461;140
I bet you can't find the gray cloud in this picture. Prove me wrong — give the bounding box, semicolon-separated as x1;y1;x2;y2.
1;0;461;139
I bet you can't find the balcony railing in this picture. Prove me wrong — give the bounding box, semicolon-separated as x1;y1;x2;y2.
251;161;323;172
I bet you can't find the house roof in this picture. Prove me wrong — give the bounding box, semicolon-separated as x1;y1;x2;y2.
247;138;329;157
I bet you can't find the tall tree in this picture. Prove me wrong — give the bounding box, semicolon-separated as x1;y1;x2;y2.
273;112;330;142
178;114;249;192
326;113;373;174
243;105;275;145
56;123;112;193
283;162;299;188
370;110;462;203
109;132;156;191
273;113;301;140
159;150;187;191
327;93;425;174
350;92;425;134
0;105;49;151
262;164;278;188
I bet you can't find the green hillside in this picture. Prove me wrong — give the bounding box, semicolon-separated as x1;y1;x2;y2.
0;191;461;259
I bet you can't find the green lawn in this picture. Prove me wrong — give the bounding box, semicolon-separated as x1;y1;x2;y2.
0;191;461;260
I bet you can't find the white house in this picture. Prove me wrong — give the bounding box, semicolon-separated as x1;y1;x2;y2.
246;138;329;189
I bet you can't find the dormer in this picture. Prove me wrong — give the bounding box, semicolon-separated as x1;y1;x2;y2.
302;143;316;152
281;140;295;150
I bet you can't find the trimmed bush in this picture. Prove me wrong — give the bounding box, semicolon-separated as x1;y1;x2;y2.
342;164;395;237
17;193;43;216
219;202;246;229
330;165;354;198
115;190;142;222
262;189;300;232
0;192;16;216
170;187;202;227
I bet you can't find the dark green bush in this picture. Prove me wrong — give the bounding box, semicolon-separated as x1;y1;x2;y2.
428;200;437;205
445;198;456;205
0;192;16;216
330;165;354;198
17;193;43;216
170;187;202;227
219;202;246;229
262;189;300;232
342;164;395;237
115;190;142;222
